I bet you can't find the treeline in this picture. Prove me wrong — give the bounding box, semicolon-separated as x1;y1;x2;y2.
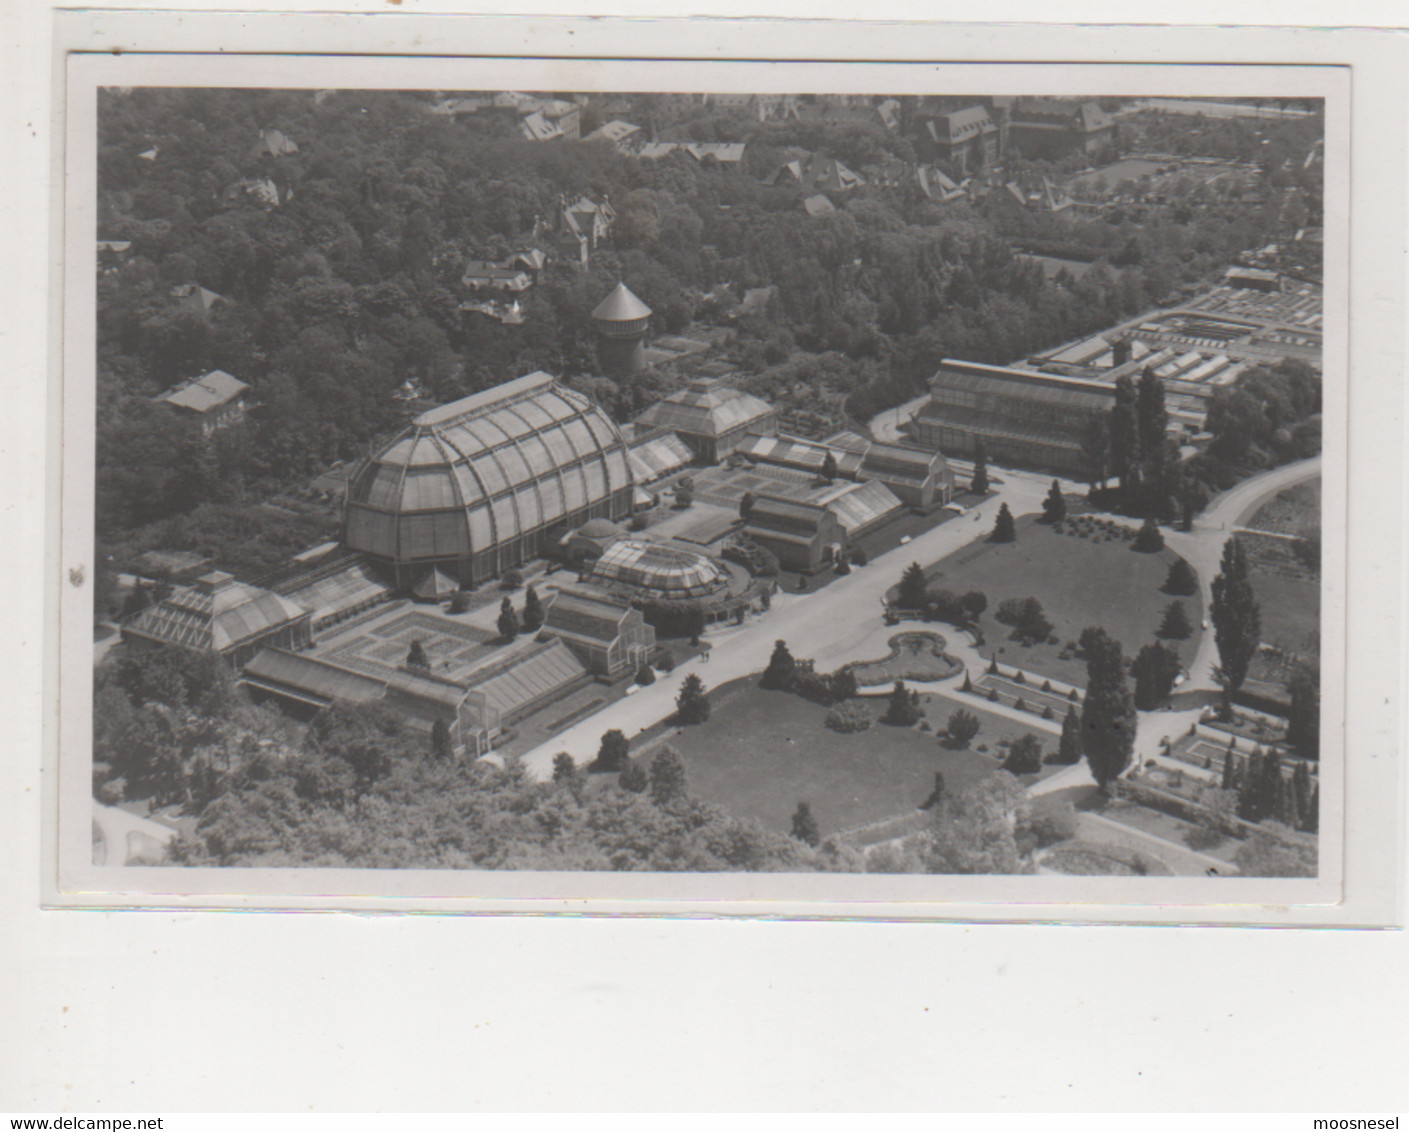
98;88;1316;542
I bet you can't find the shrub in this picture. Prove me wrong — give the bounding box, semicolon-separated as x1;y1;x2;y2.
1022;802;1078;848
1133;518;1165;553
618;759;648;794
1002;733;1044;775
1185;826;1225;851
1014;670;1026;685
945;708;981;747
1041;680;1053;692
657;651;676;674
825;701;872;733
629;513;648;532
636;663;656;686
987;687;1000;703
1013;697;1027;713
881;681;923;727
501;567;525;590
448;592;470;614
1042;705;1055;720
590;729;630;773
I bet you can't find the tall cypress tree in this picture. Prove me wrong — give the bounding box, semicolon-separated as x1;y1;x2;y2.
1211;538;1262;707
1286;666;1320;760
1042;479;1067;523
1058;705;1082;764
970;442;989;495
1079;631;1137;791
522;584;545;631
1109;374;1141;501
1136;367;1169;465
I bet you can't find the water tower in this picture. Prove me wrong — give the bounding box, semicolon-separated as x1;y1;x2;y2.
591;282;652;379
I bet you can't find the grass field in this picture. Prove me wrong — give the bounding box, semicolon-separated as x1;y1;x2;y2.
1252;572;1320;656
660;681;1043;838
1246;478;1320;536
911;515;1202;686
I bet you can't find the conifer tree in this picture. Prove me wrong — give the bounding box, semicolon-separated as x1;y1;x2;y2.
1157;600;1192;640
406;639;430;669
1136;367;1170;469
522;584;545;632
1292;761;1314;831
1057;705;1082;764
990;502;1016;543
1079;631;1137;791
970;442;989;495
1110;374;1142;500
1131;641;1181;710
675;672;710;724
821;451;838;484
897;562;929;609
1211;538;1262;705
496;596;519;640
1221;747;1239;792
648;745;688;807
1286;666;1320;760
1163;557;1199;596
883;680;921;726
1042;479;1067;524
919;772;947;810
761;639;797;690
1132;517;1165;553
790;801;821;846
430;718;453;760
591;729;630;773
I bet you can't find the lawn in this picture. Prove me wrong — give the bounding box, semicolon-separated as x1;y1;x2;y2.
1246;478;1320;537
1251;572;1319;656
911;515;1203;686
660;680;1016;839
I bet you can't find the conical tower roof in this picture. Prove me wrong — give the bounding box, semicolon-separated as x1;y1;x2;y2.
591;282;652;323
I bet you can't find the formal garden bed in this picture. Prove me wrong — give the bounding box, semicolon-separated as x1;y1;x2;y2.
844;631;963;687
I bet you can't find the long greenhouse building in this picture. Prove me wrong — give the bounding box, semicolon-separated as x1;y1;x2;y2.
344;372;636;591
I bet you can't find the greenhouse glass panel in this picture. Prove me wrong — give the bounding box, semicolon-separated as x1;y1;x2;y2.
494;446;533;489
487;408;533;439
563;419;595;456
563;466;588;511
400;514;440;559
465;419;509;450
492;496;520;540
540;425;580;463
604;448;630;490
583;460;606;500
466;507;494;550
514;487;541;531
514;400;554;431
362;466;405;510
469;454;508;496
450;462;485;507
517;434;555;477
539;476;565;521
401;470;459;512
431;512;470;557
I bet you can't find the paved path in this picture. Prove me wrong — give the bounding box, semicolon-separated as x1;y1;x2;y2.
1160;455;1321;692
518;476;1049;778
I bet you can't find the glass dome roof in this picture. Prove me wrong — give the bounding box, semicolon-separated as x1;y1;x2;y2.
344;372;634;567
588;537;727;601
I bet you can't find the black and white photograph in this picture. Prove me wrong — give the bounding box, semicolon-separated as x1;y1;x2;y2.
51;50;1359;915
